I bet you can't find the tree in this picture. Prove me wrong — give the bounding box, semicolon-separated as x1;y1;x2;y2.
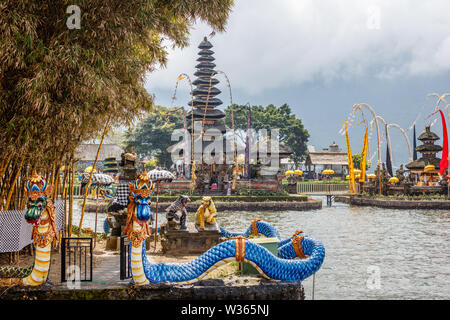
352;153;369;170
0;0;233;208
224;103;309;165
126;106;184;168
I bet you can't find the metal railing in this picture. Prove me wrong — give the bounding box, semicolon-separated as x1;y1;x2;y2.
297;183;350;194
119;235;132;280
61;237;93;282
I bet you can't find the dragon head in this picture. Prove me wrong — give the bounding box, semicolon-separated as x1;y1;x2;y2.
123;171;155;239
128;171;154;223
24;171;53;226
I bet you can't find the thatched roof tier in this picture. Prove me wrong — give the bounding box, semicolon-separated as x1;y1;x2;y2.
418;126;440;141
415;144;443;152
197;55;215;62
188;97;223;107
199;37;213;49
305;152;349;166
193;78;220;86
198;49;214;55
195;62;216;69
186;108;226;120
406;157;441;170
75;144;123;162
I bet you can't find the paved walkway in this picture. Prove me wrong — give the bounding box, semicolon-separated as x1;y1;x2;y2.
79;253;130;289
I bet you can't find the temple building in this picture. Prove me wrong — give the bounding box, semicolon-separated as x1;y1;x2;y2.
304;142;348;177
169;37;232;185
406;125;442;186
168;36;296;193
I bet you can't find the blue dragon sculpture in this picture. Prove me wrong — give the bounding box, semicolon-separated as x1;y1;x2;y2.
124;172;325;285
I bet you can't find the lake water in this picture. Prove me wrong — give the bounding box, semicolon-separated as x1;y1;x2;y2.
73;197;450;300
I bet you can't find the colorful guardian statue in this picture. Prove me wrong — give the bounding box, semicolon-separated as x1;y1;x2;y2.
0;172;57;286
122;171;155;285
195;196;217;230
123;173;325;286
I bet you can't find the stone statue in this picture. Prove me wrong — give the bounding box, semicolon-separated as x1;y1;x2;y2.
395;164;406;183
120;145;138;180
195;196;217;230
165;195;191;230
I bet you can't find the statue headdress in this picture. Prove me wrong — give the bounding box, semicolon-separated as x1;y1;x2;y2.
25;171;53;200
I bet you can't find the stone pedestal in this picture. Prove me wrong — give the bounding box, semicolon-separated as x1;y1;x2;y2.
160;222;223;255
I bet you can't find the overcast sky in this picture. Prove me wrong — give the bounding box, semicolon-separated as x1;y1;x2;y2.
144;0;450;169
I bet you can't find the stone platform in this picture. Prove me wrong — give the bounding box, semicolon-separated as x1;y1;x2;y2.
159;222;223;255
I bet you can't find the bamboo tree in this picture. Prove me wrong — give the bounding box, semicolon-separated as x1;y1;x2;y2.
68;157;75;238
4;154;26;211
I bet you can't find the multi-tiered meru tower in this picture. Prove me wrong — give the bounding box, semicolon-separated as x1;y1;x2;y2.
186;37;228;166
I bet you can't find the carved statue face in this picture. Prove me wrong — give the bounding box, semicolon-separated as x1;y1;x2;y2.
24;172;52;226
134;194;151;222
25;196;47;225
129;172;154;223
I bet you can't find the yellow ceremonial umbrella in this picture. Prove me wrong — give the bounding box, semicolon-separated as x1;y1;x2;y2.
285;170;295;175
424;164;435;173
346;175;350;180
389;176;399;184
353;169;361;175
367;173;377;179
294;169;303;175
84;166;96;173
322;169;335;175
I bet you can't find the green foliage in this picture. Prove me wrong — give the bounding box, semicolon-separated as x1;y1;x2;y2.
224;103;309;165
352;153;369;170
0;0;234;169
125;105;184;167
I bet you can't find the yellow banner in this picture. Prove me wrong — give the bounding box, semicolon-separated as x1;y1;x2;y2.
359;127;368;183
344;121;356;194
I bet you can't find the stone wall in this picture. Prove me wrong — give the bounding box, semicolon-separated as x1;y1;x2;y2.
0;279;305;300
335;195;450;209
151;199;322;212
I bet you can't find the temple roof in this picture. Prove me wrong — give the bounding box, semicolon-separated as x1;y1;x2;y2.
186;108;226;119
197;55;215;62
418;126;440;141
405;157;441;170
194;69;218;77
192;87;221;96
195;62;216;69
193;78;219;86
198;49;214;56
188;98;223;108
305;152;349;166
415;144;443;152
198;37;213;49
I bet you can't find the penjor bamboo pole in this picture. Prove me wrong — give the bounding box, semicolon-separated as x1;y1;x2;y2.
94;186;99;248
154;182;160;249
78;116;111;235
68;156;75;238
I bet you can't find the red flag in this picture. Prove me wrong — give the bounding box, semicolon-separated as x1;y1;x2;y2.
438;110;448;176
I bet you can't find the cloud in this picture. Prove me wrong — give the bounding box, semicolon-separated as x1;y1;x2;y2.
145;0;450;95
